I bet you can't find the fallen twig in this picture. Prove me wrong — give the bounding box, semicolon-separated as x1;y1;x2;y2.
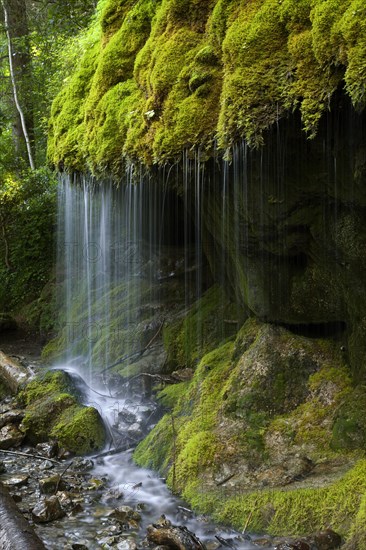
54;461;73;494
0;448;61;465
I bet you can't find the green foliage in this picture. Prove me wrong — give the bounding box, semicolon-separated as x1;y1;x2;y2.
0;167;57;312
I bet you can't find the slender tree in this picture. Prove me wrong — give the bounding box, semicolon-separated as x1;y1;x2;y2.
1;0;34;169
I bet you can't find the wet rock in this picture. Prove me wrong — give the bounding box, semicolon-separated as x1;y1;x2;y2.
147;515;205;550
39;474;65;495
2;474;29;487
0;409;24;428
72;543;89;550
103;486;124;503
253;537;274;547
0;460;6;473
118;409;137;424
32;495;65;523
39;460;55;471
274;529;342;550
111;505;141;527
36;440;59;458
127;423;143;439
72;457;94;471
116;538;138;550
312;530;342;549
0;424;24;449
57;491;75;512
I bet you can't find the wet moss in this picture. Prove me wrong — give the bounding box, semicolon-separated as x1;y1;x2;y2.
163;285;236;369
331;386;366;451
51;405;106;455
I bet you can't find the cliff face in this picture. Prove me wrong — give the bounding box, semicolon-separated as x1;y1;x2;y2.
48;0;365;173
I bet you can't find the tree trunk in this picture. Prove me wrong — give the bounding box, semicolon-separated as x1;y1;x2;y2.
1;0;35;169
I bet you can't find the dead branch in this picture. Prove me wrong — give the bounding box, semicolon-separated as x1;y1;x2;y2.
0;448;61;465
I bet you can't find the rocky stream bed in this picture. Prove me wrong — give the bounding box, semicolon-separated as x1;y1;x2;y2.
0;333;344;550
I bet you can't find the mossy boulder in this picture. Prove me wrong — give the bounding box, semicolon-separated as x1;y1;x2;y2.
134;318;366;541
19;370;105;455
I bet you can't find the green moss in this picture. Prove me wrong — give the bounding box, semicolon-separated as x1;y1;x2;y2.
19;370;74;406
213;460;366;538
331;386;366;451
51;405;106;455
19;370;106;454
48;0;366;170
163;285;236;369
134;413;175;473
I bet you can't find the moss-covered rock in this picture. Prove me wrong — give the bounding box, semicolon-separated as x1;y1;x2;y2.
19;370;105;454
163;284;239;370
48;0;366;172
134;319;366;540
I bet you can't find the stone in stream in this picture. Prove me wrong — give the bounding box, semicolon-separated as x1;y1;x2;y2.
39;474;66;495
0;423;24;448
32;495;65;523
127;423;143;439
147;515;205;550
36;440;59;458
118;409;137;424
1;474;29;487
72;457;94;471
0;460;6;473
110;505;142;528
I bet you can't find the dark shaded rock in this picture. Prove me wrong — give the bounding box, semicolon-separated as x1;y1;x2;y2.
0;460;5;474
0;314;17;332
32;495;65;523
147;515;205;550
0;409;24;429
312;530;342;549
36;440;59;458
118;409;137;424
0;424;24;449
274;529;342;550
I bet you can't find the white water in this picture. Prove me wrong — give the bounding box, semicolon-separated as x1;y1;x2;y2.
55;167;269;549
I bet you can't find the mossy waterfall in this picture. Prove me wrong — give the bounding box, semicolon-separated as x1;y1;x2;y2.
39;0;366;546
